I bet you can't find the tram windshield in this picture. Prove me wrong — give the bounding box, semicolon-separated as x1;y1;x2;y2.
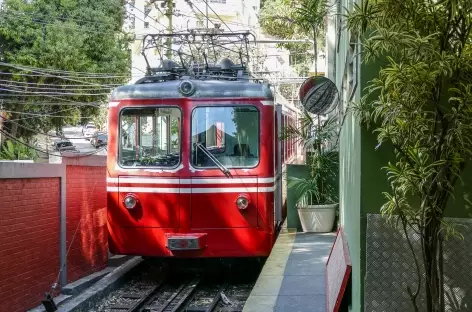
119;107;181;167
191;106;260;168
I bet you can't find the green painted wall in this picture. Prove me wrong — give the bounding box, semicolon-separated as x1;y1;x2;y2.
339;108;361;312
352;27;472;312
286;164;310;231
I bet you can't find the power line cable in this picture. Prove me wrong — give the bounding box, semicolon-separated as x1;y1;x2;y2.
6;100;103;122
0;87;111;96
0;65;129;80
1;116;107;140
0;99;105;106
1;109;101;119
0;80;121;87
0;128;107;158
1;11;117;36
0;82;116;91
127;3;167;29
0;62;130;84
0;62;129;78
176;9;257;29
3;9;119;27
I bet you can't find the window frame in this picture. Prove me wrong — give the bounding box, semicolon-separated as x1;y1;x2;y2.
117;105;183;170
189;104;261;170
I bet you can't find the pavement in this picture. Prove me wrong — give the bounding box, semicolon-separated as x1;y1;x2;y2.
243;228;336;312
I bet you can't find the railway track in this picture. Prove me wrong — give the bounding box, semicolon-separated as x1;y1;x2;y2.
94;261;257;312
105;277;246;312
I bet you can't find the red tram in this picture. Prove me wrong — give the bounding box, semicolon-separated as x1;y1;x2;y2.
106;60;300;258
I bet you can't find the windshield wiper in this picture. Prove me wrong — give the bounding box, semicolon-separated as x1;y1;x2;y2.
196;142;231;177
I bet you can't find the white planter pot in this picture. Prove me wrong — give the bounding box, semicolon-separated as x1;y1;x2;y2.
297;203;338;233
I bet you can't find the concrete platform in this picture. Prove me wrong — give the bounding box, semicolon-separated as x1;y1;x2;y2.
243;228;336;312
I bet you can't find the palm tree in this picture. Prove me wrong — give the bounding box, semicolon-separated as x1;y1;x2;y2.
294;0;328;75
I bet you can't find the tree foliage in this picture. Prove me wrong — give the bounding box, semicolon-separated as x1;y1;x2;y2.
348;0;472;311
259;0;327;75
0;137;39;160
0;0;131;139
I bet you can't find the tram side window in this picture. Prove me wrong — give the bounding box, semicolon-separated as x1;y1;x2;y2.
191;106;260;168
119;107;181;167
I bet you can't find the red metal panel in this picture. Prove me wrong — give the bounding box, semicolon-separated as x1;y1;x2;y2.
107;225;273;257
115;176;180;228
190;178;258;228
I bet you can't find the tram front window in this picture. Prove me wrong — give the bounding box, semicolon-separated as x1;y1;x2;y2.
119;107;181;167
191;106;260;168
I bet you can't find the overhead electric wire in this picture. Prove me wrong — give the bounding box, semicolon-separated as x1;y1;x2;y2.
126;7;163;33
200;0;232;31
6;100;104;122
175;11;257;29
1;116;107;140
1;11;117;36
1;109;102;119
0;83;116;92
0;63;130;86
0;80;120;88
0;128;107;158
0;62;130;78
184;0;240;51
0;64;129;80
0;100;106;106
127;3;167;29
0;87;111;96
3;9;119;27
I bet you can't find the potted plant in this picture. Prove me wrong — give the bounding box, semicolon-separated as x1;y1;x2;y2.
283;110;339;232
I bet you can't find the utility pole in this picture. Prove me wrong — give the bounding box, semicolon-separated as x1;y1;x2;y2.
206;1;209;28
152;0;174;59
165;0;173;59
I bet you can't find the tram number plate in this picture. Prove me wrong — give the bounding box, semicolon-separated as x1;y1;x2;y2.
167;236;201;250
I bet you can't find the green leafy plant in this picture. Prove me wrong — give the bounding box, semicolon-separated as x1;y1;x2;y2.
0;138;39;160
283;111;339;205
347;0;472;311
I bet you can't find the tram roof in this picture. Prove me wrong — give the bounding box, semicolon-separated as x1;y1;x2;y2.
110;78;274;101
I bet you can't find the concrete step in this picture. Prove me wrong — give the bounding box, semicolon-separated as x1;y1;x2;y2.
61;267;114;296
28;294;73;312
108;254;133;268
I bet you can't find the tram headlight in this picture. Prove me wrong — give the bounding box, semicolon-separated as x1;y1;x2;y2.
123;194;138;209
236;194;250;210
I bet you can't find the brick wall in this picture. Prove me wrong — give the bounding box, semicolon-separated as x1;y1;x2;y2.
0;178;60;312
66;165;107;283
0;158;107;312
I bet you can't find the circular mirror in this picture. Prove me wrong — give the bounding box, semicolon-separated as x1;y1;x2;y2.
299;76;339;115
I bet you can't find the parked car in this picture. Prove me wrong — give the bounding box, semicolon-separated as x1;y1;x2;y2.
82;123;97;140
53;139;77;152
91;133;107;148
